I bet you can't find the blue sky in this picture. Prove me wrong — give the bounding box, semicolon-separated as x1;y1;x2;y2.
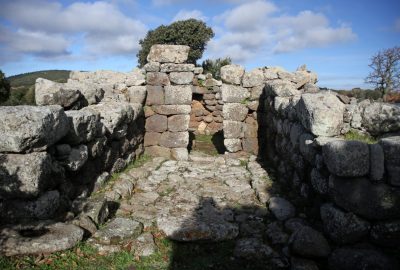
0;0;399;89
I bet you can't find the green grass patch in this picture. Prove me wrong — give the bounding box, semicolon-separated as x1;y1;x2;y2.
195;134;213;143
343;130;377;144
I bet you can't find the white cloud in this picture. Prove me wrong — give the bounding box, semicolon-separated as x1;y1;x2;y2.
0;0;147;61
172;10;208;22
208;1;356;63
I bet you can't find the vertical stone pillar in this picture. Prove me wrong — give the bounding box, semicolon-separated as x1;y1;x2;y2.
143;45;193;160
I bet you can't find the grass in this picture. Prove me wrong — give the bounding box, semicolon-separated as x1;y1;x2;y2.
195;134;213;143
343;130;377;144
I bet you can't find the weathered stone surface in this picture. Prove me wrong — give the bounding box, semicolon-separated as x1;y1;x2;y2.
79;198;109;226
242;68;264;88
66;80;104;105
145;115;167;132
221;84;249;103
223;103;248;122
265;221;289;245
0;152;53;199
152;105;192;115
72;215;98;235
369;143;384;181
297;92;345;136
147;44;190;64
143;62;160;72
328;248;399;270
0;222;84;256
266;80;300;97
224;139;242;152
234;238;274;259
160;63;195;72
322;140;369;177
242;138;258;155
370;220;400;247
132;232;156;257
65;108;100;144
63;145;88;171
145;145;171;158
0;105;69;153
269;197;295;221
223;121;244;139
35;78;81;107
164;85;192;105
220;64;245;85
144;132;161;146
168;115;189;132
125;69;146;86
310;168;328;194
263;68;279;80
159;132;189;148
299;133;317;163
329;176;400;220
379;136;400;186
146;72;170;86
127;86;147;104
171;148;189;161
362;102;400;135
169;72;194;85
289;226;331;258
93;217;143;245
320;203;370;244
146;85;164;105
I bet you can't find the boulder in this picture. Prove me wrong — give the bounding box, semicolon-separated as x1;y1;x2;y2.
242;68;264;88
0;222;84;256
289;226;331;258
299;133;317;163
362;102;400;135
328;248;398;270
0;105;69;153
268;197;296;221
64;80;104;105
223;103;248;122
132;232;156;257
0;152;53;199
169;72;194;85
322;140;369;177
263;68;279;80
164;85;192;105
221;84;250;103
329;176;400;220
297;92;345;136
266;80;300;97
65;108;100;144
35;78;81;108
220;64;245;85
224;139;242;152
146;44;190;64
127;86;147;104
73;198;109;226
92;217;143;245
125;68;146;86
234;238;274;259
320;203;370;244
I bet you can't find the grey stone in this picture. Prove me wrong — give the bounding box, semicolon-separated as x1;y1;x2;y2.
224;139;242;152
223;103;248;121
146;114;168;132
143;62;160;72
146;72;170;86
168;115;189;132
220;64;245;85
35;78;81;107
79;198;109;226
0;222;84;256
145;145;171;158
269;197;296;221
322;140;369;177
144;132;161;146
310;169;328;194
266;80;300;97
160;63;195;72
159;132;189;148
370;220;400;247
125;68;146;86
171;148;189;161
291;258;319;270
223;121;244;139
65;108;100;144
147;44;190;63
0;152;53;199
329;176;400;220
63;145;88;171
164;85;192;105
132;232;156;257
379;136;400;186
127;86;147;104
73;215;98;235
146;85;164;105
297;92;345;136
362;102;400;135
369;144;384;181
242;68;264;87
263;68;279;80
93;217;143;245
234;238;274;259
65;80;104;105
289;226;331;258
303;83;319;93
320;203;370;244
250;85;264;100
169;72;194;85
0;105;69;153
328;248;399;270
221;84;250;103
266;221;289;245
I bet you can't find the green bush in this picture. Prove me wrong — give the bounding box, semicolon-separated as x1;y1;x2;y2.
137;19;214;67
0;70;11;103
201;57;232;80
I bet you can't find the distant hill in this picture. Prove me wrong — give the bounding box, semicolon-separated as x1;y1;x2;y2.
3;70;71;106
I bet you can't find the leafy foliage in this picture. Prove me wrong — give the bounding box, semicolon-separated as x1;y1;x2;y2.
343;130;377;144
0;70;11;103
333;87;382;101
137;19;214;67
365;46;400;98
201;57;232;80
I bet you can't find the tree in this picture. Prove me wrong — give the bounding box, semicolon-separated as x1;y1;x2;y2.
137;19;214;67
0;70;11;103
202;57;232;80
365;46;400;98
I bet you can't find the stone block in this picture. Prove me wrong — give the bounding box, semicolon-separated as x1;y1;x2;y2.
171;148;189;161
146;72;170;86
379;136;400;186
159;132;189;148
160;63;195;72
223;121;244;139
143;62;160;72
65;107;100;144
242;138;258;155
220;64;245;85
242;68;264;87
127;86;147;104
168;115;190;132
152;105;191;115
145;115;168;132
223;103;248;122
144;132;161;146
224;138;242;152
147;44;190;64
164;85;192;105
221;84;249;103
145;145;171;158
266;80;300;97
369;143;384;182
146;85;164;105
169;72;194;85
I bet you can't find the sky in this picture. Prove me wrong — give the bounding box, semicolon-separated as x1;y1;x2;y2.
0;0;399;89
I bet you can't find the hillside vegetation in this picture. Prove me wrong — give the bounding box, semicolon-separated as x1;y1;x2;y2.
2;70;70;106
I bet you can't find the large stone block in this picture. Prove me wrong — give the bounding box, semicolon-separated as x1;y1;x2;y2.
145;115;168;132
127;86;147;104
297;92;345;136
0;152;53;199
147;45;190;64
244;117;258;138
242;68;264;88
0;105;69;153
146;72;170;86
223;103;248;122
362;102;400;135
145;145;171;158
146;85;164;105
160;63;195;72
223;121;245;139
164;85;192;105
221;84;249;103
379;136;400;186
144;132;161;146
168;115;190;132
169;72;194;85
35;78;81;108
266;80;300;97
159;132;189;148
152;105;191;115
370;143;384;182
329;176;400;220
224;138;242;152
220;64;245;85
242;138;258;155
65;108;100;144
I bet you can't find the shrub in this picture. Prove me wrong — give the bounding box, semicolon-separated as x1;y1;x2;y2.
0;70;10;103
201;57;232;80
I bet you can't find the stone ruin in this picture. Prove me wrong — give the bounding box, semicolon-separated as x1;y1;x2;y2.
1;44;400;269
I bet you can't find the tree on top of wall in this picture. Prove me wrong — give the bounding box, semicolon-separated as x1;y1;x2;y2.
137;19;214;67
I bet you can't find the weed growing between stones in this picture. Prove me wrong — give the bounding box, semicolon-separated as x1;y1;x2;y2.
343;130;377;144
